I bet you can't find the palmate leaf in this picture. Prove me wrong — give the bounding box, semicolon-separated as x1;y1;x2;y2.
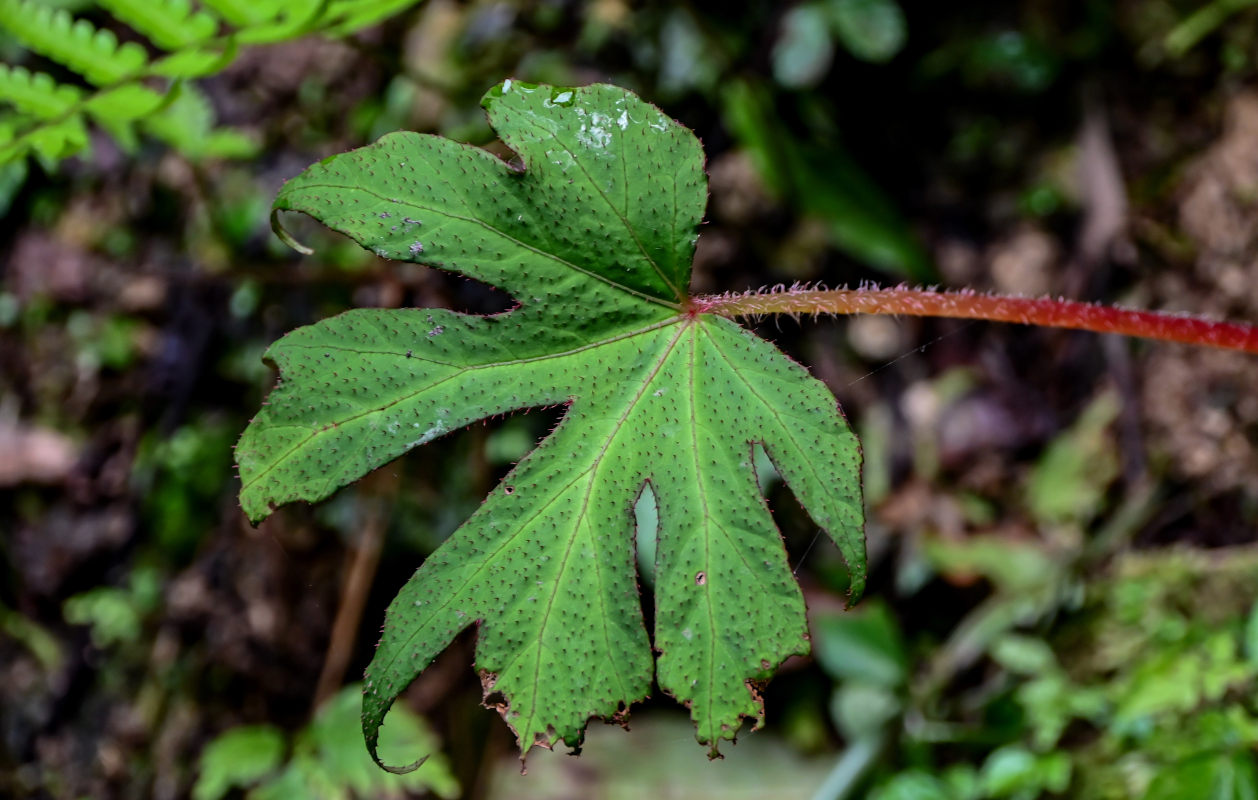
236;81;866;768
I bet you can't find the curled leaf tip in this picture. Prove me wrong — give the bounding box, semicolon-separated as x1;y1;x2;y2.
375;753;430;775
271;208;314;255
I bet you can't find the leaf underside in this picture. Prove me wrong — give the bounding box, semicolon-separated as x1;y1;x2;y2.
236;81;865;767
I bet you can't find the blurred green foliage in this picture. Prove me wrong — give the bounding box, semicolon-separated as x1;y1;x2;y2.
63;564;160;647
827;546;1258;800
3;0;1258;796
194;684;459;800
0;0;431;167
132;417;236;560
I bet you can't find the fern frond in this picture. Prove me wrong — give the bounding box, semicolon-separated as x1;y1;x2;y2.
0;69;168;162
323;0;423;35
86;84;182;155
0;65;82;118
34;115;90;162
0;0;429;169
0;66;89;163
141;85;258;161
96;0;219;51
0;112;89;163
0;0;148;86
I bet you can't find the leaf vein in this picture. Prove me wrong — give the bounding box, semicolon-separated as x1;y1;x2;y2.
244;319;683;493
288;181;681;310
513;116;684;303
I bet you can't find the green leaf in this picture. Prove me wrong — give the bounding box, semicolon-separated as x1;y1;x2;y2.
979;746;1071;798
870;771;957;800
237;81;866;766
772;3;835;88
267;684;459;799
322;0;425;36
196;685;459;800
234;0;324;44
84;84;170;122
1164;0;1258;59
825;0;907;63
151;43;239;79
200;0;283;27
989;633;1057;676
0;65;82;119
0;112;89;163
812;600;908;688
141;85;259;161
1245;600;1258;667
1025;389;1120;526
0;0;148;85
1145;752;1258;800
97;0;220;51
193;725;286;800
830;682;901;741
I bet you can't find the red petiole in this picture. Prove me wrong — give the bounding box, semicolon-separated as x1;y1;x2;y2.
692;285;1258;354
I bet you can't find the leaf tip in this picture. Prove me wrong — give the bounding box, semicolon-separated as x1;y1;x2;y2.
376;752;432;776
481;77;535;109
363;687;432;774
270;207;314;255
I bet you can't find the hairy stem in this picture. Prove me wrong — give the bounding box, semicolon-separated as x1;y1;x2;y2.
693;286;1258;354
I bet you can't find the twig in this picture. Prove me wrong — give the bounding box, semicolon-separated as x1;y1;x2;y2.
312;475;394;710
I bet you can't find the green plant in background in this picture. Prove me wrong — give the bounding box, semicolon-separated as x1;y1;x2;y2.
63;564;161;648
826;392;1258;800
740;0;930;282
0;0;427;168
238;79;1258;773
773;0;907;86
848;548;1258;800
1164;0;1258;57
722;79;934;282
193;683;458;800
132;416;237;561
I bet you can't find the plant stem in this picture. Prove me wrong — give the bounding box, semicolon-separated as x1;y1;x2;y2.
311;470;396;712
693;286;1258;354
809;734;885;800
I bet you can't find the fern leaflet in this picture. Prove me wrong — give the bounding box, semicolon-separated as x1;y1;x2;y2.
324;0;423;34
141;84;257;160
234;0;326;44
150;42;240;80
0;65;82;119
199;0;284;28
96;0;220;51
0;0;148;85
85;84;170;121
